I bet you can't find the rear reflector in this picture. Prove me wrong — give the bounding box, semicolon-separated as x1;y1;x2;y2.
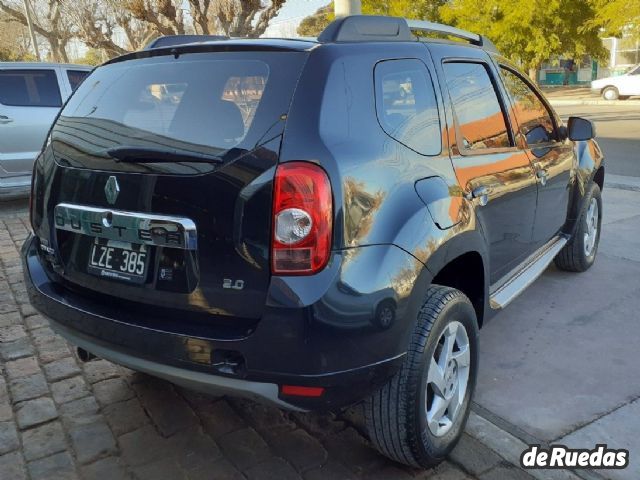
280;385;325;397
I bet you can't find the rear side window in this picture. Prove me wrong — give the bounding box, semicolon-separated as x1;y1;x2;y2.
66;70;90;91
55;52;307;169
374;59;441;156
0;69;61;107
443;62;511;151
499;67;557;146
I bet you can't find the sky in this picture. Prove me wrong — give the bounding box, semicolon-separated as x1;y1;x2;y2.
264;0;330;37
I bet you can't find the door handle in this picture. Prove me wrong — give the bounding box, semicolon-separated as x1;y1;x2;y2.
0;115;13;124
467;186;490;206
536;169;549;186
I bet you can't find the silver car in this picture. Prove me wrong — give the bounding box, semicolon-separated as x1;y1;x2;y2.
0;62;91;199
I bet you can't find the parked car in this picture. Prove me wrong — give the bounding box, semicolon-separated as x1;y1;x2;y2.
591;63;640;100
23;16;604;469
0;62;91;199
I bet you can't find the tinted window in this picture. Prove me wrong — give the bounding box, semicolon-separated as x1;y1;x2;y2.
55;52;307;172
375;59;441;155
66;70;90;91
500;67;556;146
443;62;511;151
0;69;61;107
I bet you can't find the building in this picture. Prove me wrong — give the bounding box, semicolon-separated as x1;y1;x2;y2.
538;28;639;86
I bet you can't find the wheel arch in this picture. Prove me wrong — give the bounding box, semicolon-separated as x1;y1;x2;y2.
422;231;489;328
564;140;604;237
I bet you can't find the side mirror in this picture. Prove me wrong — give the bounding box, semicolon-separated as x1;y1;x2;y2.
567;116;596;141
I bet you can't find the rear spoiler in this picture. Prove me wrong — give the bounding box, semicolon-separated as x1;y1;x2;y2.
144;35;229;50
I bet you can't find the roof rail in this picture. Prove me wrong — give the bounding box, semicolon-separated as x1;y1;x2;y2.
317;15;498;53
406;19;499;53
144;34;228;50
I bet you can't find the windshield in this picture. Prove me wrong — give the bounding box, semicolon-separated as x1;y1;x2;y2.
52;51;307;173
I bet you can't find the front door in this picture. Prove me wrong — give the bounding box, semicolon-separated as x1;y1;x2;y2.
431;46;539;284
496;66;574;248
0;68;62;180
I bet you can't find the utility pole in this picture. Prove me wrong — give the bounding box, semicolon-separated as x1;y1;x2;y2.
23;0;41;62
334;0;362;18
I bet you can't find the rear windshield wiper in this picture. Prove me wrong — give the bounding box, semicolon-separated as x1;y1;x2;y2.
106;146;224;164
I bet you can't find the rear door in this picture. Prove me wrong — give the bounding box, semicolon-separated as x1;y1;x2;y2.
0;67;62;178
430;45;539;284
496;65;574;247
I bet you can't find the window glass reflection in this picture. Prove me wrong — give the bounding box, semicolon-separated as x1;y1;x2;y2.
500;67;557;146
375;59;442;156
443;62;511;151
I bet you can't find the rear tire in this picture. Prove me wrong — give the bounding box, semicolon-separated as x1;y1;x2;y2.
602;86;619;101
364;286;479;468
554;182;602;272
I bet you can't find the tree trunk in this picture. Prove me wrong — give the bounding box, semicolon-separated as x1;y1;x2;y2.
528;66;538;84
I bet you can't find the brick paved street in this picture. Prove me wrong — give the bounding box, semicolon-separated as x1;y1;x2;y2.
0;201;543;480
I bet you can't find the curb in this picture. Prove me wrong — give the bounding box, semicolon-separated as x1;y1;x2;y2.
549;99;640;107
466;408;606;480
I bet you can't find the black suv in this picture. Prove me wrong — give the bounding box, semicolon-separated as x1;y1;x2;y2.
23;16;604;468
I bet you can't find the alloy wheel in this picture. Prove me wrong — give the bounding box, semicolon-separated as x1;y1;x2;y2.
425;321;471;437
584;197;599;257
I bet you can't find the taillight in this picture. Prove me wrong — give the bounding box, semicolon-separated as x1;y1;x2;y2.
271;162;332;275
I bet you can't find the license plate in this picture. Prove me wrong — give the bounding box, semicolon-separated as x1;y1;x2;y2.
87;239;149;284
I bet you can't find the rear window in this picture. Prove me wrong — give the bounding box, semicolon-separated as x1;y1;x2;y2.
0;69;61;107
53;52;307;171
374;59;441;156
66;70;90;91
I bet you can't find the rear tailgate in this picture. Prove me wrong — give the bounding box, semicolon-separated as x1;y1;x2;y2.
32;49;308;327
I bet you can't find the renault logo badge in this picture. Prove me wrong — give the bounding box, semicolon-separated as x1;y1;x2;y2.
104;176;120;205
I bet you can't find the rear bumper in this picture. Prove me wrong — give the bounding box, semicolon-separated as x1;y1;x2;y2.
23;235;419;410
52;320;304;410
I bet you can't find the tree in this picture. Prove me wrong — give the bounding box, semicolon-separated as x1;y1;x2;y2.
297;1;445;37
62;0;157;55
297;4;332;37
361;0;445;21
211;0;286;37
124;0;186;36
440;0;606;81
591;0;640;41
0;12;34;60
0;0;74;62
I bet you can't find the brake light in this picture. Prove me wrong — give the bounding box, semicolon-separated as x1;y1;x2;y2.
271;162;332;275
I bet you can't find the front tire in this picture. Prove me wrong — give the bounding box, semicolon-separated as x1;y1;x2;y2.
554;182;602;272
365;286;479;468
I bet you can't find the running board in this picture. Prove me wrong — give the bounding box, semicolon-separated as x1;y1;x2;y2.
489;236;568;310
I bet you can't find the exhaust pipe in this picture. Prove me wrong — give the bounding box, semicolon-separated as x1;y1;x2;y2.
76;347;97;363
